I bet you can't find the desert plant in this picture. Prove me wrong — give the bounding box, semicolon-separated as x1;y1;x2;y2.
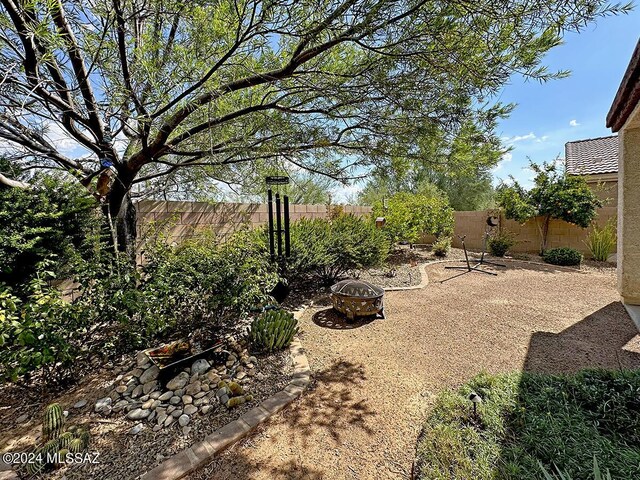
543;247;582;266
25;402;90;475
432;237;452;257
585;218;616;262
487;230;517;257
249;309;298;352
372;191;454;244
540;457;612;480
288;214;389;283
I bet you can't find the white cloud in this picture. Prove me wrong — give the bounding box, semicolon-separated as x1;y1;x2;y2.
569;119;580;127
509;132;537;143
492;152;513;172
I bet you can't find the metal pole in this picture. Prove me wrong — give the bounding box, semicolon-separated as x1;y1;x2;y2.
267;189;275;260
275;193;282;258
284;195;290;257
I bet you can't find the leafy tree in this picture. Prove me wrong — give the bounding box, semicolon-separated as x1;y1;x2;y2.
0;0;630;252
0;161;100;291
496;161;603;253
359;121;503;210
372;191;454;244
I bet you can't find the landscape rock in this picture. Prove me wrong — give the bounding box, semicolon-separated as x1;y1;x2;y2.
178;414;190;427
171;409;183;418
182;426;192;435
131;368;144;378
126;408;151;421
128;423;144;435
73;399;88;409
131;385;144;398
142;380;158;395
191;359;210;375
166;372;189;391
16;414;28;423
95;397;112;414
182;395;193;405
206;371;221;384
169;396;181;405
163;415;175;427
183;405;197;415
185;381;202;396
115;385;127;394
150;392;161;400
139;365;160;384
136;351;150;367
156;413;167;426
235;372;247;380
201;405;212;414
158;391;173;401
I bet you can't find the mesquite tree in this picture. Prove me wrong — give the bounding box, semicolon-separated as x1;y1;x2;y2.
496;161;603;253
0;0;631;252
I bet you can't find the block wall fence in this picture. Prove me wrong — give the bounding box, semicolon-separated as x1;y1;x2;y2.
136;200;617;256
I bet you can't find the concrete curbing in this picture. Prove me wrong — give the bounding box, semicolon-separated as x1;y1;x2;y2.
383;263;429;292
138;307;311;480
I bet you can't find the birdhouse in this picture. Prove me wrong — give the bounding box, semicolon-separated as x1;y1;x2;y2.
375;217;386;228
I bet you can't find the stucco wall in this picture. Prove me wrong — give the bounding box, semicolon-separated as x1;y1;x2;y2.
137;200;616;258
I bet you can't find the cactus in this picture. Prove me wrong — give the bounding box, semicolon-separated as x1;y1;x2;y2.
226;396;246;408
25;448;46;475
69;438;84;454
43;403;65;441
249;310;298;352
228;381;244;396
77;428;91;449
57;431;74;450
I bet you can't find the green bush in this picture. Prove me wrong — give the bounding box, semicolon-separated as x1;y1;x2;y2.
415;370;640;480
0;272;88;383
585;218;616;262
543;247;582;266
487;230;517;257
288;214;389;283
432;236;451;257
249;309;298;352
372;191;454;244
0;175;99;292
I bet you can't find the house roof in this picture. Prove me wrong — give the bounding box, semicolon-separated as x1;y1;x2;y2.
607;39;640;132
565;136;618;176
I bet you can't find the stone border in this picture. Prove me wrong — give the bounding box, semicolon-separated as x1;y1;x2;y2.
139;309;311;480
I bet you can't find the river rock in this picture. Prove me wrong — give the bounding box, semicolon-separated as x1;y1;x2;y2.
193;397;209;407
142;399;154;410
169;396;181;405
157;413;168;426
142;381;158;395
73;399;88;409
126;408;151;420
207;371;221;384
139;365;159;384
115;385;127;394
128;423;144;435
201;405;212;414
136;351;150;367
182;395;193;405
95;397;112;414
131;385;144;398
150;391;162;400
191;359;210;375
185;381;202;396
171;409;183;418
131;368;144;378
158;391;173;401
166;372;189;391
178;414;190;427
163;415;175;427
183;405;197;415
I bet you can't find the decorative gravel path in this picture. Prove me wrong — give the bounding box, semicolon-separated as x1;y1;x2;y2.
190;261;640;480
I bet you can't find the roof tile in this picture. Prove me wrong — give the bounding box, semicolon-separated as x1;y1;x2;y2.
565;136;618;176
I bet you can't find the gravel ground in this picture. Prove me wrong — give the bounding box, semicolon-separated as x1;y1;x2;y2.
190;261;639;480
0;350;292;480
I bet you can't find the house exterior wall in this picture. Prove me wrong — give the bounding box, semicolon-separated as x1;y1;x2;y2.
617;107;640;305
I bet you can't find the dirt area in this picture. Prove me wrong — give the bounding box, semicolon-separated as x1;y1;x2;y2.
191;260;639;480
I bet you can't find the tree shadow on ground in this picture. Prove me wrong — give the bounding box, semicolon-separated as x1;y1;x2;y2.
191;360;376;479
312;308;375;330
523;301;640;374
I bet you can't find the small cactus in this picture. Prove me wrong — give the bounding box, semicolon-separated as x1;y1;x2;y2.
226;396;246;408
43;403;65;441
249;310;298;352
69;438;84;454
57;431;74;450
228;381;244;396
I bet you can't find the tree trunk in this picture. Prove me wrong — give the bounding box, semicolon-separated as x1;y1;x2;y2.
103;167;137;259
541;215;551;254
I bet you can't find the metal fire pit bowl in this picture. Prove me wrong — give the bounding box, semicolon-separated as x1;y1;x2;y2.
330;279;385;320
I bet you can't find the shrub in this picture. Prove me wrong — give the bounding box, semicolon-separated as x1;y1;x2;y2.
372;191;454;244
543;247;582;266
249;309;298;352
432;236;451;257
585;218;616;262
0;175;99;292
288;214;389;283
0;271;88;383
487;230;517;257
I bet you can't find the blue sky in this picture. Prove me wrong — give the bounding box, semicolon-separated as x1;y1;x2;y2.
493;8;640;188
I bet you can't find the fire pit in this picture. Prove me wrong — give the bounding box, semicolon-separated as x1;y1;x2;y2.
330;279;385;320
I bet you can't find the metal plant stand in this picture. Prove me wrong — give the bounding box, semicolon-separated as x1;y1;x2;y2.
442;235;497;282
